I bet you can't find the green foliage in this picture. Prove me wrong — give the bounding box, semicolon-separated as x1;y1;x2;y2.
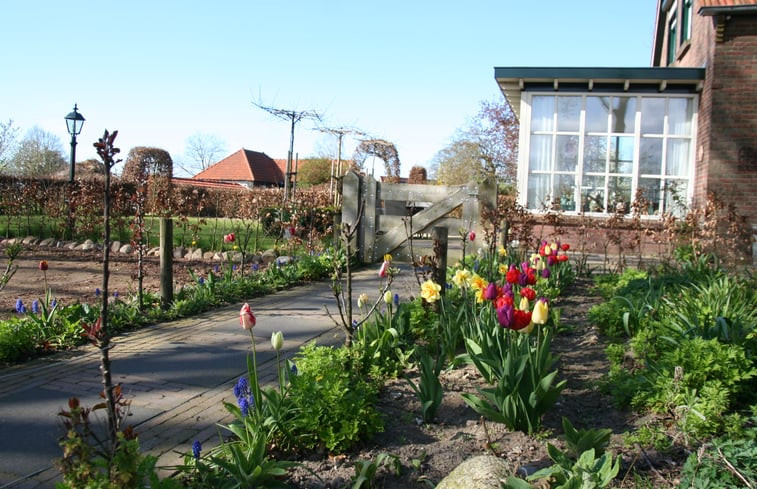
288;343;383;453
461;329;566;434
350;452;401;489
406;349;444;423
525;446;620;489
560;417;612;460
679;421;757;488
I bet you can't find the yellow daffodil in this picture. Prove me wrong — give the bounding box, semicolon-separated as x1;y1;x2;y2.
498;245;507;257
470;273;486;292
420;280;442;303
452;269;472;288
383;253;392;263
499;264;508;275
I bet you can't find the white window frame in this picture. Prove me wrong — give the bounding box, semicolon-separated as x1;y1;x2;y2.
517;91;698;218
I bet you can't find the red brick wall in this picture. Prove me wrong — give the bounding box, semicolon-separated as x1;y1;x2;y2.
707;15;757;230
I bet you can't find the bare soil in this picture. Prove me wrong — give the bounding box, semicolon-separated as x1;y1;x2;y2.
0;246;202;318
285;278;685;488
0;246;685;486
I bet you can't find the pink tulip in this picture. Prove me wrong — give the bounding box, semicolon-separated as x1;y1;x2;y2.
379;260;390;278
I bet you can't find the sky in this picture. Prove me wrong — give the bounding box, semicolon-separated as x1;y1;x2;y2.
1;1;658;178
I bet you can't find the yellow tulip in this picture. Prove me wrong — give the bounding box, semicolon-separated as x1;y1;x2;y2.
384;290;393;304
519;296;530;311
532;298;549;325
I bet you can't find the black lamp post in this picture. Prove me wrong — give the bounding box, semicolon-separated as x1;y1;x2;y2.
64;104;85;183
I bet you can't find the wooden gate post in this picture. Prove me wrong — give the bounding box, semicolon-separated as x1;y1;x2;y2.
160;217;173;309
432;226;448;294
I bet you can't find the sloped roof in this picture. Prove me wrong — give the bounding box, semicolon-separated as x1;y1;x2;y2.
193;149;284;184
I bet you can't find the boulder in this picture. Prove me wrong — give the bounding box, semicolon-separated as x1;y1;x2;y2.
111;241;122;253
119;244;133;254
39;238;56;247
251;253;264;265
173;246;186;259
261;249;277;265
203;251;216;260
22;236;39;246
65;242;78;250
276;255;293;266
190;248;203;260
436;455;514;489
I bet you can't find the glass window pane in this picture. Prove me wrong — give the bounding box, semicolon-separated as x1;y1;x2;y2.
641;98;665;134
582;175;605;212
663;179;688;216
527;174;550;210
557;96;581;132
555;174;576;211
529;135;552;171
666;139;690;176
669;98;693;135
640;137;663;174
609;136;634;174
531;96;554;132
556;135;579;171
583;136;607;173
609;176;632;214
612;97;636;133
585;96;609;132
638;178;662;215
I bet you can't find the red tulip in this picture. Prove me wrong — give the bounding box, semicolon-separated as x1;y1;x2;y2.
468;231;476;241
520;287;536;301
38;260;48;271
561;243;570;251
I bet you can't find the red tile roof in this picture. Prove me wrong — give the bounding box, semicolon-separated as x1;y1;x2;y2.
193;149;284;185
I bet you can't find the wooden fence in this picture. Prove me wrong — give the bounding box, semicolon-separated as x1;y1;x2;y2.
341;172;496;263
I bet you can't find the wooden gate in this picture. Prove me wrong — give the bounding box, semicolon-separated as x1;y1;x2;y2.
341;172;496;263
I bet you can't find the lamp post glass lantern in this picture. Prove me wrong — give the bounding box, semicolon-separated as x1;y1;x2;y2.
64;104;85;183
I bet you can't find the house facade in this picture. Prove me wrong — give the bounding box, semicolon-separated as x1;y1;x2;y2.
495;0;756;257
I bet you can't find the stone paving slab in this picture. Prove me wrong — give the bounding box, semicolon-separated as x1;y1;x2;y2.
0;266;417;488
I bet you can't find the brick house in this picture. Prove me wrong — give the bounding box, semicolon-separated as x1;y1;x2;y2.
192;148;285;188
495;0;756;258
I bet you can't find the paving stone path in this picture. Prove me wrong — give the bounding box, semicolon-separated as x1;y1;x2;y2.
0;267;418;488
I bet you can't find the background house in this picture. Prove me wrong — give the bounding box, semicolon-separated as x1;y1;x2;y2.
495;0;756;259
192;148;284;188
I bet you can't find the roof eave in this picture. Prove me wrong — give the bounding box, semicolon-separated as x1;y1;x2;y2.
699;5;757;15
494;67;705;121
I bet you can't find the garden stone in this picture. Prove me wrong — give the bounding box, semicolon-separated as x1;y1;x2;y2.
203;251;216;260
39;238;56;247
228;251;243;262
119;244;133;254
251;253;263;264
261;249;277;265
436;455;514;489
22;236;39;245
276;255;293;266
65;242;78;250
111;241;121;253
148;247;160;256
190;248;203;260
173;246;185;259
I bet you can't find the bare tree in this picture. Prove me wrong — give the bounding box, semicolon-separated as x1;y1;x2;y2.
184;132;226;172
0;119;19;174
10;126;67;177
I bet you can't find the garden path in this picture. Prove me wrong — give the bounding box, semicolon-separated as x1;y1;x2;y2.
0;266;419;489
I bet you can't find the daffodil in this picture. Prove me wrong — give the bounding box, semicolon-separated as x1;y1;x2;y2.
498;245;507;257
420;280;442;303
452;269;472;288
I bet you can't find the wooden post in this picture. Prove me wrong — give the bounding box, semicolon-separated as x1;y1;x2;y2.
432;226;448;294
333;212;342;250
160;217;173;309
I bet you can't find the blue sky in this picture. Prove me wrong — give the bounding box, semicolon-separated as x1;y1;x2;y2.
1;1;658;177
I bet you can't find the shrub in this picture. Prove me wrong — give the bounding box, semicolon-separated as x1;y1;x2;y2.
288;343;383;453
